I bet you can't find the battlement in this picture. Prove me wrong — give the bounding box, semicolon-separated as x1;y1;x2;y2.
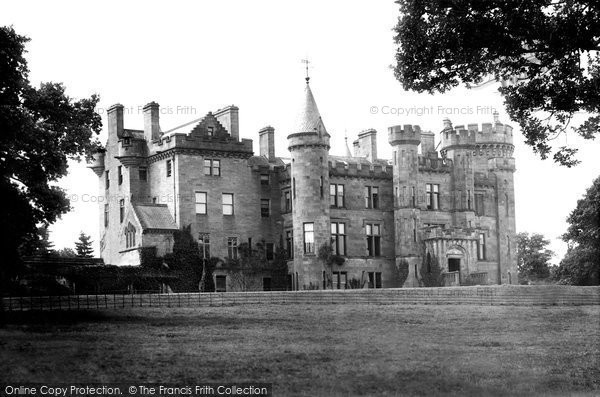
329;160;393;180
388;124;421;146
441;121;514;150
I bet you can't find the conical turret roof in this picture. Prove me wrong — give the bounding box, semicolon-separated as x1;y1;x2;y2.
293;81;328;135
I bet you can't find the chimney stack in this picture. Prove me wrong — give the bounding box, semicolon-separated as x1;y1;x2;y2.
355;129;378;162
143;102;161;142
259;126;275;161
214;105;239;140
107;104;124;139
420;132;435;154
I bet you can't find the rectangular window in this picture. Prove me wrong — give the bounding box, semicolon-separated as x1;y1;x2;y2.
393;150;397;165
478;233;486;260
332;271;348;290
411;186;416;207
366;224;381;257
284;190;292;212
286;230;293;259
260;174;269;185
475;193;485;216
139;168;147;181
118;166;123;185
331;222;346;256
329;184;345;207
468;190;472;210
207;126;214;137
266;243;274;260
203;159;221;176
222;193;234;215
166;160;172;177
105;171;110;189
303;222;314;254
365;186;379;208
227;237;238;260
368;272;383;288
426;184;439;210
104;204;109;227
199;233;210;259
320;176;323;198
195;192;207;214
261;199;270;217
413;218;417;242
119;199;125;223
215;275;226;292
293;178;296;199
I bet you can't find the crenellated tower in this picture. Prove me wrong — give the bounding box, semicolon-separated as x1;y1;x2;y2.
388;124;422;287
287;78;331;289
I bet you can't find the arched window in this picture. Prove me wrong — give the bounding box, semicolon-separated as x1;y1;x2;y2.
124;223;136;248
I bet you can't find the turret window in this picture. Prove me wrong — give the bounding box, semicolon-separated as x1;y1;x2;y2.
303;223;315;254
104;204;109;227
119;199;125;223
139;168;147;181
105;171;110;189
118;166;123;185
477;233;486;260
166;160;172;177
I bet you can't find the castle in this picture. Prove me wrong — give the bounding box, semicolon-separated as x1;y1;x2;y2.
90;77;518;290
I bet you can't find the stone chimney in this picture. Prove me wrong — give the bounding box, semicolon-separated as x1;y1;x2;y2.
214;105;239;140
143;102;161;142
420;132;435;154
107;104;124;139
443;118;452;130
259;126;275;161
355;129;378;162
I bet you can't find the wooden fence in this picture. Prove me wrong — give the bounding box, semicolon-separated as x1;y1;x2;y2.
2;285;598;312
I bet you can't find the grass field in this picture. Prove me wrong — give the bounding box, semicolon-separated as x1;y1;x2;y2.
1;304;599;396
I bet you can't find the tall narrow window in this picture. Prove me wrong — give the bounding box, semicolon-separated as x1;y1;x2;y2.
261;199;270;217
166;160;172;177
365;186;378;208
426;184;439;210
207;126;214;137
411;186;416;207
284;190;292;212
227;237;238;259
293;178;296;199
139;167;147;181
286;230;293;259
366;224;381;256
331;222;346;256
475;193;485;216
303;223;314;254
330;184;345;207
477;233;486;260
195;192;207;214
215;275;226;292
413;218;417;242
320;176;323;198
222;193;234;215
505;193;510;216
118;166;123;185
203;159;211;175
119;199;125;223
198;233;210;259
104;204;109;227
393;150;397;165
105;171;110;189
266;243;274;260
125;223;136;248
260;174;269;185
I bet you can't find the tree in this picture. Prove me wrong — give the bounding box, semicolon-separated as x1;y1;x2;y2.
393;1;600;166
0;26;102;284
167;225;202;291
554;176;600;285
74;232;94;258
516;232;554;283
419;252;443;287
228;242;266;291
56;247;77;258
318;242;345;289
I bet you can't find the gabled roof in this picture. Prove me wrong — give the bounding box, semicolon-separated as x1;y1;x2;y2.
294;82;328;135
132;204;178;231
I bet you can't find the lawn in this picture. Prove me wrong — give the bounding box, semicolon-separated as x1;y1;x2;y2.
0;304;598;396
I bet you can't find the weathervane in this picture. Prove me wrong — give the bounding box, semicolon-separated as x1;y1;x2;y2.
301;58;311;83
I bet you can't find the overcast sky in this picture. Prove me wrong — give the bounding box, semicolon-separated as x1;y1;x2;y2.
3;0;598;263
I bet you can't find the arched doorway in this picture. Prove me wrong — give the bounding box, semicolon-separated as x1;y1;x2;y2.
446;246;465;286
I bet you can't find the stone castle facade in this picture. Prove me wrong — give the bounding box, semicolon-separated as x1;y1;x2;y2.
90;79;518;290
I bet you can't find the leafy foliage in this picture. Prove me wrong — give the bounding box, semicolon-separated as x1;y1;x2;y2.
420;253;443;287
393;1;600;166
554;176;600;285
75;232;94;258
56;247;77;258
0;26;102;283
516;232;553;283
165;225;203;292
394;259;410;287
318;242;345;289
228;242;267;291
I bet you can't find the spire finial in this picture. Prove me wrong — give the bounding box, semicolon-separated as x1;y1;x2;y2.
301;58;311;83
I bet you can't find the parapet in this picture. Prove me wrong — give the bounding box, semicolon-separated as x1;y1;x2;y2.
328;159;393;180
388;124;421;146
441;121;514;150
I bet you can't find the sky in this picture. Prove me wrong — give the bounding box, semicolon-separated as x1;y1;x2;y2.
2;0;598;263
